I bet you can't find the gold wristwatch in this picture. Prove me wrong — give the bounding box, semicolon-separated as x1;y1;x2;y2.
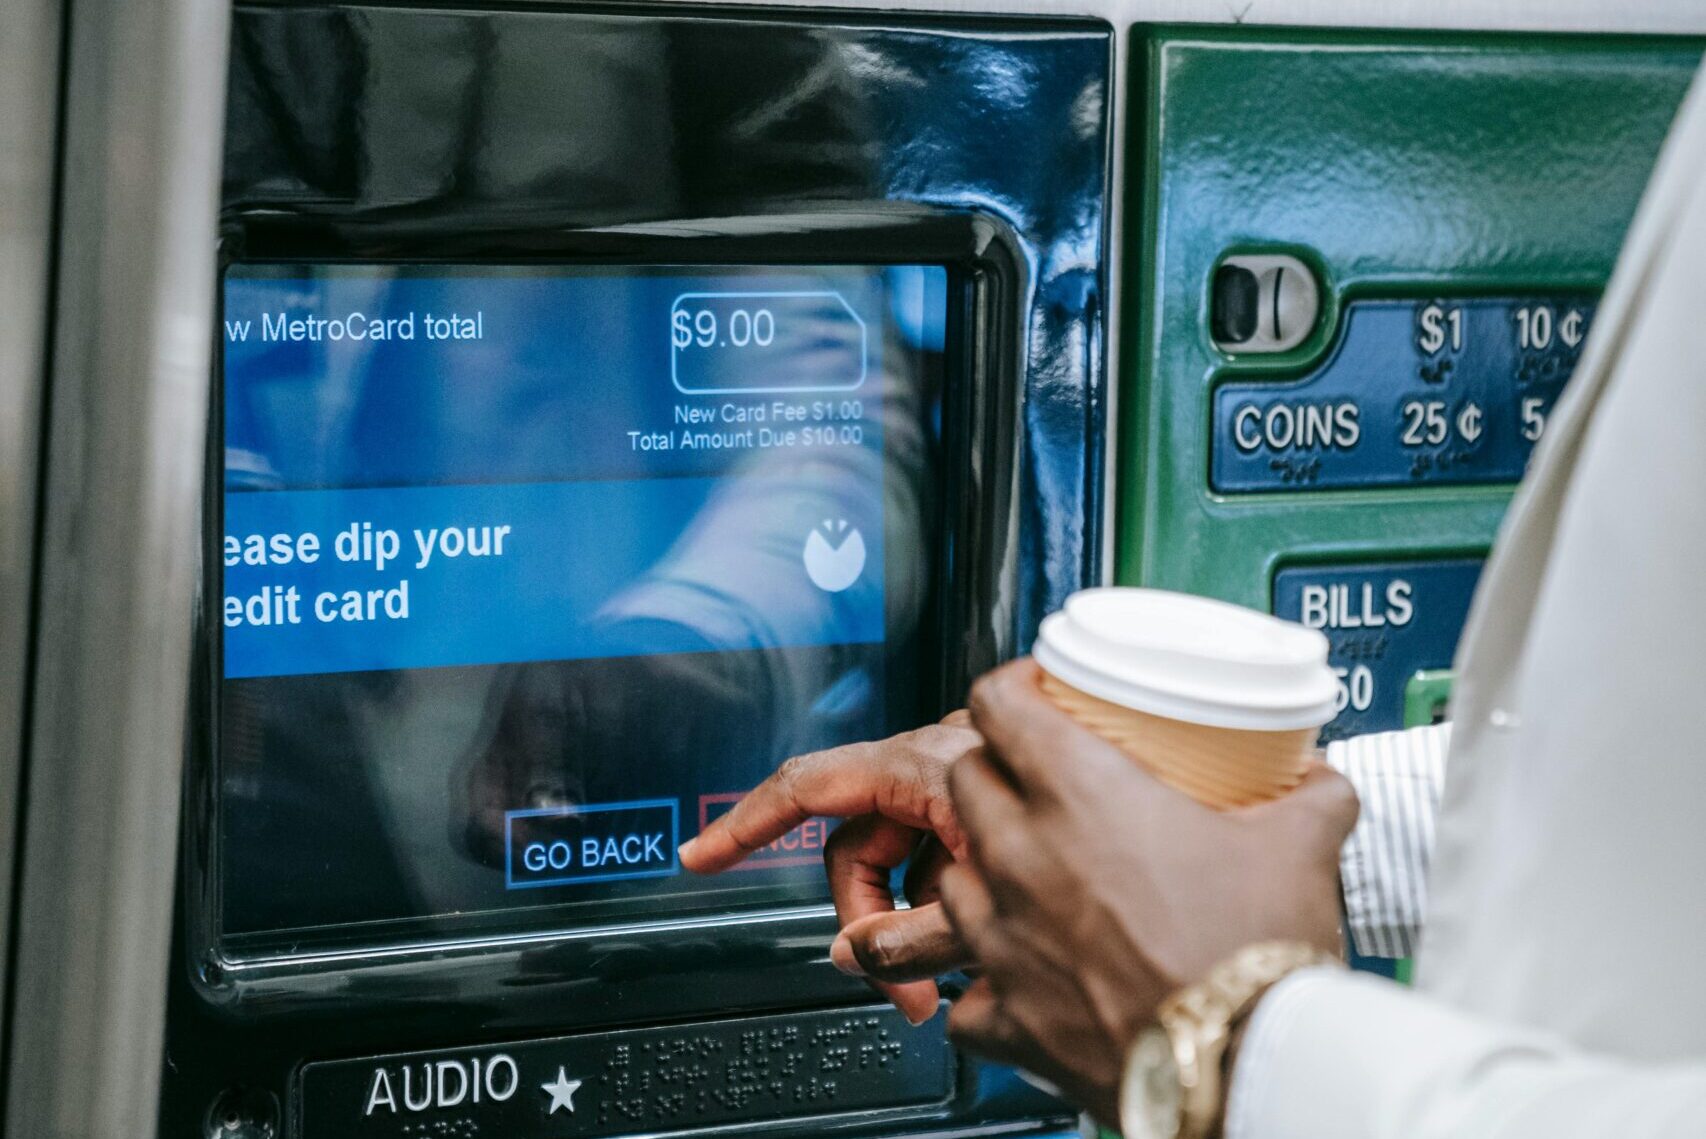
1118;942;1339;1139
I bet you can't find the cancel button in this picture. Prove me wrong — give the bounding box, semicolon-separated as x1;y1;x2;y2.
504;799;679;889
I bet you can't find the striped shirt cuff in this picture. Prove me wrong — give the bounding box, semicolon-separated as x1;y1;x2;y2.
1325;723;1451;959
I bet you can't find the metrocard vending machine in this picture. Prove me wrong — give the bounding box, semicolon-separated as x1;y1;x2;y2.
162;7;1111;1139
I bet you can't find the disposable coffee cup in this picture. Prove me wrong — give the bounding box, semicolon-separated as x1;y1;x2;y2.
1032;588;1338;809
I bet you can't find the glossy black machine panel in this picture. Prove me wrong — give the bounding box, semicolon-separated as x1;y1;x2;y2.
164;7;1110;1139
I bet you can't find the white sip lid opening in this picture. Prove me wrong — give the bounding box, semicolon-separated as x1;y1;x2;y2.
1033;587;1339;732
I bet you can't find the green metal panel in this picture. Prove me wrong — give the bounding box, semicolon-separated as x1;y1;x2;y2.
1116;31;1701;607
1404;668;1457;729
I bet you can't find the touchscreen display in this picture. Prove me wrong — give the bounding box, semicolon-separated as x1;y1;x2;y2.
218;263;947;945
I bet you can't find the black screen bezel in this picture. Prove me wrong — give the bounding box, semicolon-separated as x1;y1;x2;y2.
185;208;1025;1012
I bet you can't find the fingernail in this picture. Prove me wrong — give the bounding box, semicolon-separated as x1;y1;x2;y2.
829;934;866;977
905;1004;935;1027
677;838;699;861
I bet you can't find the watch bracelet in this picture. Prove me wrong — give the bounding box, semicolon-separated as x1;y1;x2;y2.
1147;941;1340;1139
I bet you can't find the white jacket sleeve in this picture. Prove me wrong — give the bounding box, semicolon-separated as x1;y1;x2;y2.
1226;969;1706;1139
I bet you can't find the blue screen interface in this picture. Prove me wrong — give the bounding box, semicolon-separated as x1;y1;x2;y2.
218;263;948;942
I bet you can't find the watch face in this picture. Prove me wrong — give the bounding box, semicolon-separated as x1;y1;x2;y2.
1121;1026;1183;1139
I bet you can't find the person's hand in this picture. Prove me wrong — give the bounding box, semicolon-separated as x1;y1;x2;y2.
930;659;1357;1124
679;715;982;1024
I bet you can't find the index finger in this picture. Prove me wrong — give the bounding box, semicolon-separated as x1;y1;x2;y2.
680;723;973;873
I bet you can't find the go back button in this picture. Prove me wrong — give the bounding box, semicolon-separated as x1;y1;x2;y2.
505;799;679;889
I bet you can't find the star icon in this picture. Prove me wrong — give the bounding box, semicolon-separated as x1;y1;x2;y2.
541;1066;583;1115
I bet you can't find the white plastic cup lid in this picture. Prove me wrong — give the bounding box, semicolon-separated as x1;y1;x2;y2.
1032;587;1339;731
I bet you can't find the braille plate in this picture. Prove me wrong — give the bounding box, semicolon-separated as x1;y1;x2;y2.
295;1003;954;1139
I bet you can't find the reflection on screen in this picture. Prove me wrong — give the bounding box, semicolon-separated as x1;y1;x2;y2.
217;263;947;944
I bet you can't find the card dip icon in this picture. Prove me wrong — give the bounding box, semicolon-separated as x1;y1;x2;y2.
803;519;866;593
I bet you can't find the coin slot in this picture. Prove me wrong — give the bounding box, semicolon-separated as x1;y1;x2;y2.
1211;254;1319;353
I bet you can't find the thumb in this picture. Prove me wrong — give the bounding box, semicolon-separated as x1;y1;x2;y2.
833;903;973;982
